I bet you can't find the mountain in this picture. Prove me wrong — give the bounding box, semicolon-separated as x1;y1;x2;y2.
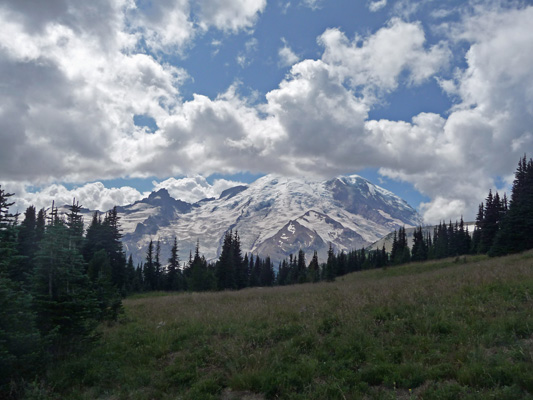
114;174;422;265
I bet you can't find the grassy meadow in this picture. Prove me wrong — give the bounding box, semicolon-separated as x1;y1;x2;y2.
33;251;533;399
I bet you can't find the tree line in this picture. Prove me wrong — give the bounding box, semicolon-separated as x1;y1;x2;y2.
1;155;532;396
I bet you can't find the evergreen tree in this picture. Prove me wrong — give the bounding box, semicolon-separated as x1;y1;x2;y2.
392;227;410;264
125;254;136;293
16;205;38;285
154;240;162;290
277;258;289;285
233;232;247;289
479;190;503;253
324;243;336;281
31;213;99;341
250;254;261;287
307;251;320;283
143;240;156;291
102;207;127;292
259;256;275;286
297;249;307;283
411;226;428;262
0;275;43;394
216;231;236;290
336;251;347;277
490;155;533;255
188;241;214;291
166;237;182;291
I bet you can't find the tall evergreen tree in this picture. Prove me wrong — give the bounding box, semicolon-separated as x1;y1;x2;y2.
411;226;428;262
259;256;275;286
308;251;320;283
31;212;99;340
216;231;236;290
297;249;307;283
143;240;156;291
166;237;182;291
16;206;38;284
490;155;533;255
324;243;336;281
154;240;162;290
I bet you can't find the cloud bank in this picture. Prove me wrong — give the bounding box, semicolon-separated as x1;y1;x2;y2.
1;1;532;223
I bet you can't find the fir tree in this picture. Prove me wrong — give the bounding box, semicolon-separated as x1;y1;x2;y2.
308;251;320;283
324;243;336;281
490;155;533;255
143;240;156;291
166;237;182;291
297;249;307;283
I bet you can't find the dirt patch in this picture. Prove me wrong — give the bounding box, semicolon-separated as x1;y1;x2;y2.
221;388;266;400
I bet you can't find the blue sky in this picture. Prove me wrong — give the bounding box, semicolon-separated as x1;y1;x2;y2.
1;0;532;222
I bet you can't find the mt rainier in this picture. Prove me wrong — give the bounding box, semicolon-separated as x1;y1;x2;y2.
111;174;421;265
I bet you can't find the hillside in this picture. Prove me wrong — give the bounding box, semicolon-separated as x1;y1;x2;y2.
44;250;533;399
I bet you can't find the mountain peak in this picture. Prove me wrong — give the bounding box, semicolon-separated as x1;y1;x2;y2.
118;173;421;264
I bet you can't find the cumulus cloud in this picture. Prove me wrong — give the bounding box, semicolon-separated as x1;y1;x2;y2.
368;0;387;13
2;0;533;226
368;5;533;222
278;38;300;67
153;176;246;203
7;181;145;214
7;176;246;215
195;0;266;32
319;18;450;97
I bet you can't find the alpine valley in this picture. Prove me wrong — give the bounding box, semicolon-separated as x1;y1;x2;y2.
92;174;423;266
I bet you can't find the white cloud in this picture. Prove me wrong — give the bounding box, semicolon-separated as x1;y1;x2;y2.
319;19;450;97
7;176;246;215
278;38;300;67
301;0;323;10
368;0;387;13
8;181;146;214
153;176;246;203
2;0;533;227
196;0;266;32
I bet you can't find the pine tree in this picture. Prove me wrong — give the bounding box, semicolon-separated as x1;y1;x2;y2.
154;240;162;290
308;251;320;283
411;226;428;262
143;240;156;291
166;237;182;291
490;155;533;255
479;190;503;253
216;231;236;290
188;240;214;291
336;251;347;277
125;254;136;293
0;275;43;394
297;249;307;283
277;258;289;285
31;212;99;340
16;206;38;285
260;256;275;286
324;243;336;281
233;231;246;289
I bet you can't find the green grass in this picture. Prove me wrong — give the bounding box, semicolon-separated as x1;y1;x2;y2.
34;251;533;399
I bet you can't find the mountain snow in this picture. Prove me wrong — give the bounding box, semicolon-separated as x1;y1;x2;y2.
107;174;421;265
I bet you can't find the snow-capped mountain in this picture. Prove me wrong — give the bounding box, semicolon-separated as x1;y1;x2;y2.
113;174;422;265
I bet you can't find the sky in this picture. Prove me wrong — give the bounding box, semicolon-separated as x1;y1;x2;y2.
1;0;532;223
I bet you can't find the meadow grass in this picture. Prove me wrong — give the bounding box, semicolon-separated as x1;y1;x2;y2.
37;251;533;399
